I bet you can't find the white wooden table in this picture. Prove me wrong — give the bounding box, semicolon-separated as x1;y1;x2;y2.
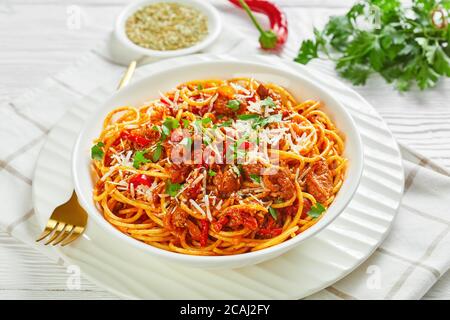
0;0;449;299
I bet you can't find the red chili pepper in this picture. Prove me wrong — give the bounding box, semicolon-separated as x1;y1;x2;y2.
229;0;288;49
212;216;229;232
258;227;282;237
200;220;210;247
129;174;152;189
120;131;152;148
243;214;259;230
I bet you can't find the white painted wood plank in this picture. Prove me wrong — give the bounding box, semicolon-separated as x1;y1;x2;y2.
0;230;117;299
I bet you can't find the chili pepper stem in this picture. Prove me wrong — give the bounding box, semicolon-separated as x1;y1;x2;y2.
237;0;265;34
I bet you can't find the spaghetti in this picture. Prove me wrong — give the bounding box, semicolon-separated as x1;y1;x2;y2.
91;78;347;256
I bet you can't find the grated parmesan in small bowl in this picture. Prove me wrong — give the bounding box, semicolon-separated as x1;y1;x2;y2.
115;0;222;59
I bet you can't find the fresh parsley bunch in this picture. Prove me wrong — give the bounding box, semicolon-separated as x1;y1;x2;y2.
295;0;450;91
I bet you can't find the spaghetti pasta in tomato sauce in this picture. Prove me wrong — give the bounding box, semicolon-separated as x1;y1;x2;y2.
91;78;347;256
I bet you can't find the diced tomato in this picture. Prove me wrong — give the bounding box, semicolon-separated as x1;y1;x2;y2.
284;204;299;217
129;174;153;189
248;95;257;103
120;131;152;148
212;216;229;232
258;227;282;237
159;98;170;106
243;214;258;230
186;220;201;241
197;105;209;116
184;183;202;199
200;220;209;247
104;154;113;167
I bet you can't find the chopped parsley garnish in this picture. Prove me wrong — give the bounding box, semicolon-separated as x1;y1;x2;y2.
194;117;212;127
208;169;216;177
260;97;276;108
249;174;261;183
203;134;212;146
161;125;170;139
237;114;260;121
163;117;180;130
152;144;162;162
219;119;233;127
193;117;213;132
256;114;282;127
91;142;105;160
133;151;150;169
201;117;212;125
308;202;326;219
182;119;190;128
159;117;180;141
237;112;282;129
197;83;204;90
226;99;240;111
166;180;183;197
268;207;278;220
239;113;283;129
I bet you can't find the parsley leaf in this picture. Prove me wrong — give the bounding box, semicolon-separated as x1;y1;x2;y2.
308;202;326;219
163;117;180;131
260;97;276;108
208;169;216;177
133;151;150;169
252;114;282;129
249;174;261;183
152;144;162;162
237;114;260;121
217;119;233;127
182;119;190;128
91;142;105;160
226;99;240;111
268;207;278;220
165;180;183;197
294;39;318;64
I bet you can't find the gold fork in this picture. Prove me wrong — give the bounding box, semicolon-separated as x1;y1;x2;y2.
36;60;137;246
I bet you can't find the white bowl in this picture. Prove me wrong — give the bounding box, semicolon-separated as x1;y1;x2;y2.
72;58;364;269
114;0;222;60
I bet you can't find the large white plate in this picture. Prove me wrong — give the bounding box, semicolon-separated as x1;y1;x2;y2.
32;54;404;299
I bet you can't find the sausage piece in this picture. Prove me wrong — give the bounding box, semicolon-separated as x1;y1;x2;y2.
262;167;295;200
256;84;270;99
306;160;333;203
241;163;264;180
163;208;188;230
168;164;191;184
213;168;241;196
213;95;234;116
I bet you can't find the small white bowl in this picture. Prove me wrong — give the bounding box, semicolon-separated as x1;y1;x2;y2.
72;58;364;269
114;0;222;60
